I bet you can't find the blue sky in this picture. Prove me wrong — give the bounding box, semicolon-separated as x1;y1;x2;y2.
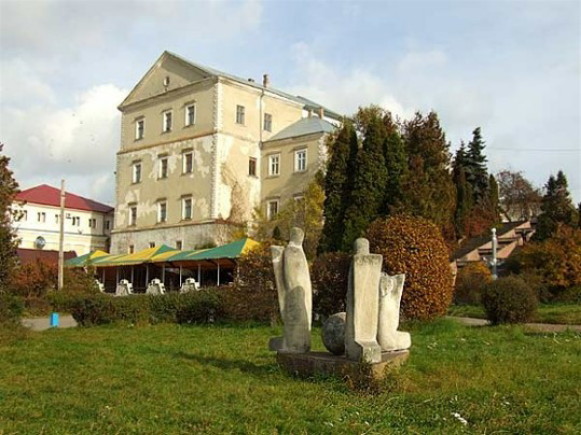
1;0;579;205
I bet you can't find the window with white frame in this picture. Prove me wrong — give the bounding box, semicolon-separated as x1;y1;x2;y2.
185;104;196;126
236;105;245;125
162;110;173;132
132;162;142;183
267;200;279;220
88;218;97;229
183;151;193;174
159;157;168;179
248;157;257;176
37;212;46;223
176;240;183;250
17;210;27;222
264;113;272;132
149;242;156;248
129;206;137;226
135;119;145;140
182;197;193;220
268;154;280;176
71;216;80;226
295;149;307;172
158;201;167;223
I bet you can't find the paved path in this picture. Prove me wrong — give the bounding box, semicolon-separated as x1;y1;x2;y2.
21;315;78;331
448;316;581;333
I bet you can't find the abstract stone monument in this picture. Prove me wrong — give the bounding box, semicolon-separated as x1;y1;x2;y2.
271;227;312;353
146;278;166;295
180;277;200;293
377;273;411;351
345;238;383;364
115;279;133;296
321;312;346;355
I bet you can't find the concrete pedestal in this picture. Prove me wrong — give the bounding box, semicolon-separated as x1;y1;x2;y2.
276;350;409;381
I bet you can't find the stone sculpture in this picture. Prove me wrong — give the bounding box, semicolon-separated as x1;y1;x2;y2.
377;273;411;351
180;277;200;293
345;238;383;364
321;312;346;355
115;279;133;296
146;278;166;295
271;227;312;353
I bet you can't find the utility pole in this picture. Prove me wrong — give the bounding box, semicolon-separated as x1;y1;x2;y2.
491;227;498;280
58;179;65;290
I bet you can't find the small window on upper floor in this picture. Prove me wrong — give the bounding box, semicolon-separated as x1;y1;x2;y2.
264;113;272;132
55;214;59;224
128;245;135;254
88;218;97;229
71;216;80;226
149;242;156;248
163;110;173;132
176;240;183;250
132;162;142;184
105;220;111;231
183;151;193;174
248;157;257;177
135;119;145;140
129;206;137;226
159;157;168;179
185;104;196;127
37;212;46;223
267;200;279;221
158;201;167;223
236;105;245;125
268;154;280;176
182;197;193;220
16;210;27;222
294;149;307;172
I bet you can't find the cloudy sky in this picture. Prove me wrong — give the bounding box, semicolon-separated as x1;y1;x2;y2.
1;0;579;205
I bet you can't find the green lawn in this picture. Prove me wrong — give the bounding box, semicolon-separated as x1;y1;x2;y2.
1;320;580;434
448;303;581;325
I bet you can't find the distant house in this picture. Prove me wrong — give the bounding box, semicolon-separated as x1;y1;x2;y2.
12;184;114;255
453;221;536;268
16;248;77;267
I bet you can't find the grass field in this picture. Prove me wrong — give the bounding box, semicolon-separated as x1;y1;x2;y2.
448;303;581;325
1;320;580;434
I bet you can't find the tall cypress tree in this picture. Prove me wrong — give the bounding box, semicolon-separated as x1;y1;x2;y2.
318;123;358;253
383;130;407;214
465;127;489;204
453;143;472;238
488;174;500;222
401;111;456;242
341;114;388;251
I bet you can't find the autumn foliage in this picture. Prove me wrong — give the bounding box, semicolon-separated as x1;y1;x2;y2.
366;214;454;321
311;252;351;318
454;261;493;305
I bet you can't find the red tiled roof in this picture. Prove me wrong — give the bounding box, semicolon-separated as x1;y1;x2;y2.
17;248;77;266
15;184;113;213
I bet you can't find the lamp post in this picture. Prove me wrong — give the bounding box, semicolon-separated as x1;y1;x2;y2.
58;179;65;290
491;227;498;280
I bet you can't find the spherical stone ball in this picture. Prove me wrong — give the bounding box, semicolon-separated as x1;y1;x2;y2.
322;312;346;355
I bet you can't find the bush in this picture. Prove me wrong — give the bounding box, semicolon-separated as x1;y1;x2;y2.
227;242;279;323
311;252;350;318
0;293;24;325
366;214;454;321
454;262;492;305
481;276;538;325
56;291;224;327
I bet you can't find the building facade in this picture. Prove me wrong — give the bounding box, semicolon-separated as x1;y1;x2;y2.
13;184;114;255
111;51;340;254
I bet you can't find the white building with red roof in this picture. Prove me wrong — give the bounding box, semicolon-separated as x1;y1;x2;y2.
12;184;114;255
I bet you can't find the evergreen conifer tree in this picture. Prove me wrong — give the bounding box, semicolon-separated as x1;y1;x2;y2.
465;127;489;203
0;144;19;289
383;130;407;214
535;170;579;240
452;144;472;237
341;114;388;251
318;123;358;253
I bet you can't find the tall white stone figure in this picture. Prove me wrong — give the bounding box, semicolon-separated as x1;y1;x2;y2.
377;273;411;351
345;238;382;363
271;228;312;352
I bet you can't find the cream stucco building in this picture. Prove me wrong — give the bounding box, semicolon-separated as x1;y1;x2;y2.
111;51;340;253
13;184;114;255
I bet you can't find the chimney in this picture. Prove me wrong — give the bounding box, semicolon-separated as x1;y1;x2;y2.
263;74;270;88
318;107;324;119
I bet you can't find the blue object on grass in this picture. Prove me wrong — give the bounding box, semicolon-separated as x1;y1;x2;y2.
50;312;59;328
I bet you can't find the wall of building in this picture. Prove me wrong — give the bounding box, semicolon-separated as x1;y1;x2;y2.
12;203;112;254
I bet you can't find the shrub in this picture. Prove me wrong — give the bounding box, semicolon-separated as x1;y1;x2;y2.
366;214;454;321
481;276;538;325
453;262;492;305
227;242;279;323
0;293;24;325
311;252;350;318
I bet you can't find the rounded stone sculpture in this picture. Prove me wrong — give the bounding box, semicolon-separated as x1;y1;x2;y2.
322;312;346;355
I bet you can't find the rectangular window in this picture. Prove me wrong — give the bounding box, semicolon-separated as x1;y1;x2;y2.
71;216;80;226
37;212;46;223
183;152;193;174
105;220;111;231
185;104;196;126
268;154;280;176
135;119;145;140
182;197;193;220
149;242;156;248
236;105;245;125
248;157;257;176
17;210;27;222
88;218;97;228
158;201;167;223
159;157;168;179
264;113;272;132
128;245;135;254
163;110;172;132
129;206;137;226
132;162;142;183
55;214;59;224
267;200;279;220
295;149;307;172
176;240;183;250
